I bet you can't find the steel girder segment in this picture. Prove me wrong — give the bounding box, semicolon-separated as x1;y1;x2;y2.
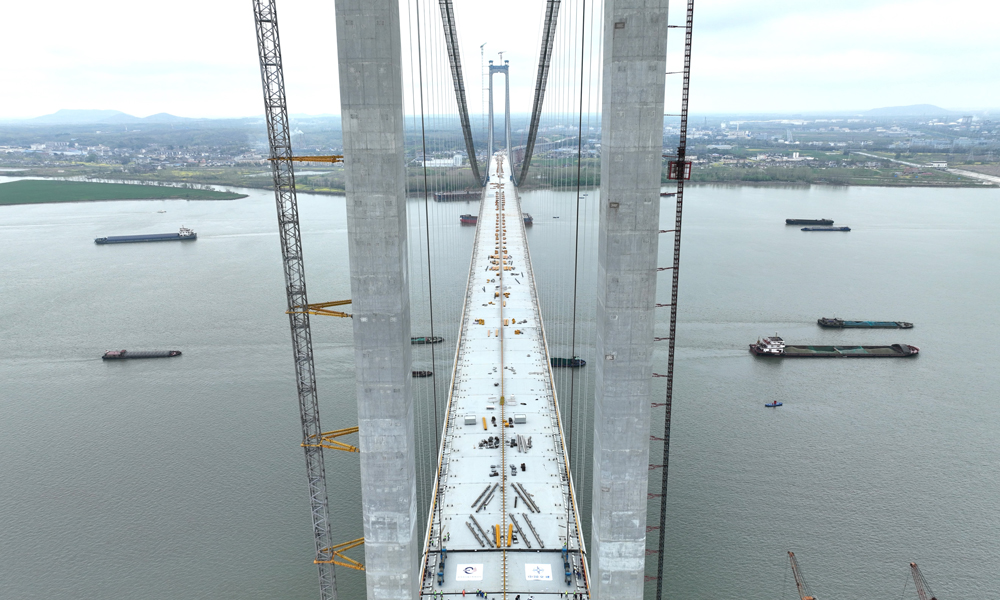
438;0;482;186
251;1;337;599
518;0;561;184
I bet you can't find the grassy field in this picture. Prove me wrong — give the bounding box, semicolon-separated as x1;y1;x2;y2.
0;180;247;205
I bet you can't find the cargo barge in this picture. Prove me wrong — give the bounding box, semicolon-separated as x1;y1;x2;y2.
786;218;834;225
95;227;196;244
750;336;918;358
551;356;586;367
818;318;913;329
434;189;480;202
802;226;850;231
461;213;532;226
103;349;182;360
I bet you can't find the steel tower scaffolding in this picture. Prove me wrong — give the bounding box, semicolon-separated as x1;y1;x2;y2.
251;1;337;599
652;2;696;597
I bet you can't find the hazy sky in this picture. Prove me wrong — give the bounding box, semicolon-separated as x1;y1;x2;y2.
4;0;997;119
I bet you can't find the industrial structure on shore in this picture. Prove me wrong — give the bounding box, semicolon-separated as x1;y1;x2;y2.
250;0;695;597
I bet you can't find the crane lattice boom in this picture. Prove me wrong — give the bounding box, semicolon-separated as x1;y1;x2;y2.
788;551;816;600
910;562;938;600
251;1;337;598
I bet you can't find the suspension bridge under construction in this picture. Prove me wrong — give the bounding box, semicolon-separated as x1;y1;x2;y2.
251;0;694;597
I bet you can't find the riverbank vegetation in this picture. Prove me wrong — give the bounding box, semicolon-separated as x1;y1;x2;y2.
0;180;247;205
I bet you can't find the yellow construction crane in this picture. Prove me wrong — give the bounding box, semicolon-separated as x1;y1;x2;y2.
288;299;353;318
315;537;365;571
269;155;344;163
788;551;816;600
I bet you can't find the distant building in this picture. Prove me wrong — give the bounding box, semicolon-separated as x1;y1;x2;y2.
419;154;463;167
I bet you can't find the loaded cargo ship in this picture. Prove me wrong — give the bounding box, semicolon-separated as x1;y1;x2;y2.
411;336;444;344
818;318;913;329
95;227;196;244
802;226;850;231
786;218;834;225
103;349;182;359
750;336;918;358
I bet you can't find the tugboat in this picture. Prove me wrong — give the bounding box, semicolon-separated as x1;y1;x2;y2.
412;370;434;378
550;356;586;368
411;336;444;344
460;214;478;225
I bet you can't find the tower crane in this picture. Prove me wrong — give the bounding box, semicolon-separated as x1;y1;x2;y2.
910;562;938;600
788;551;816;600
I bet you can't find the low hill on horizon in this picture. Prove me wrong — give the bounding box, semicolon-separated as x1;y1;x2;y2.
864;104;955;116
28;109;203;125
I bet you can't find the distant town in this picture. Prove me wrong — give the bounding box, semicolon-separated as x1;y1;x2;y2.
1;106;997;192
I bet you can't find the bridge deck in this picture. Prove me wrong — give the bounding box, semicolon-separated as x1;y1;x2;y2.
419;154;589;598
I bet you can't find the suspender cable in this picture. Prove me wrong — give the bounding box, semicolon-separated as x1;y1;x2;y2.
413;0;444;553
251;2;337;598
655;1;695;597
566;0;586;542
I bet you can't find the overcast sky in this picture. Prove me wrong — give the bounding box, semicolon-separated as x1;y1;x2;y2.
3;0;997;119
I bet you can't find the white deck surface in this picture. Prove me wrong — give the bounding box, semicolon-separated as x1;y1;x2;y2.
419;154;590;598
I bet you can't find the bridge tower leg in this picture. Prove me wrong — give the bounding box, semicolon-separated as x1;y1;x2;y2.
334;1;418;598
590;0;671;598
486;62;512;181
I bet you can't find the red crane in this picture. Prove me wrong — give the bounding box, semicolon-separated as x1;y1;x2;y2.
910;562;938;600
788;551;816;600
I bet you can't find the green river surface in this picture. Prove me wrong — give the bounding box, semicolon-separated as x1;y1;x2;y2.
1;176;999;599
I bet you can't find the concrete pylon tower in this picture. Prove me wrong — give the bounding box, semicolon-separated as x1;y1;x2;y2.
334;0;419;598
487;60;513;177
590;0;671;597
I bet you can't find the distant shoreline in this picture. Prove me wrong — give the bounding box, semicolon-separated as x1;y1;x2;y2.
0;174;993;206
0;179;248;206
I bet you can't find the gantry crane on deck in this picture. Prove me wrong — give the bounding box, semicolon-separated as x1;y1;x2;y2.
788;551;817;600
910;562;939;600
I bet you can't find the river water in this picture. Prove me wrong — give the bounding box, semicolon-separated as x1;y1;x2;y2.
1;178;998;599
